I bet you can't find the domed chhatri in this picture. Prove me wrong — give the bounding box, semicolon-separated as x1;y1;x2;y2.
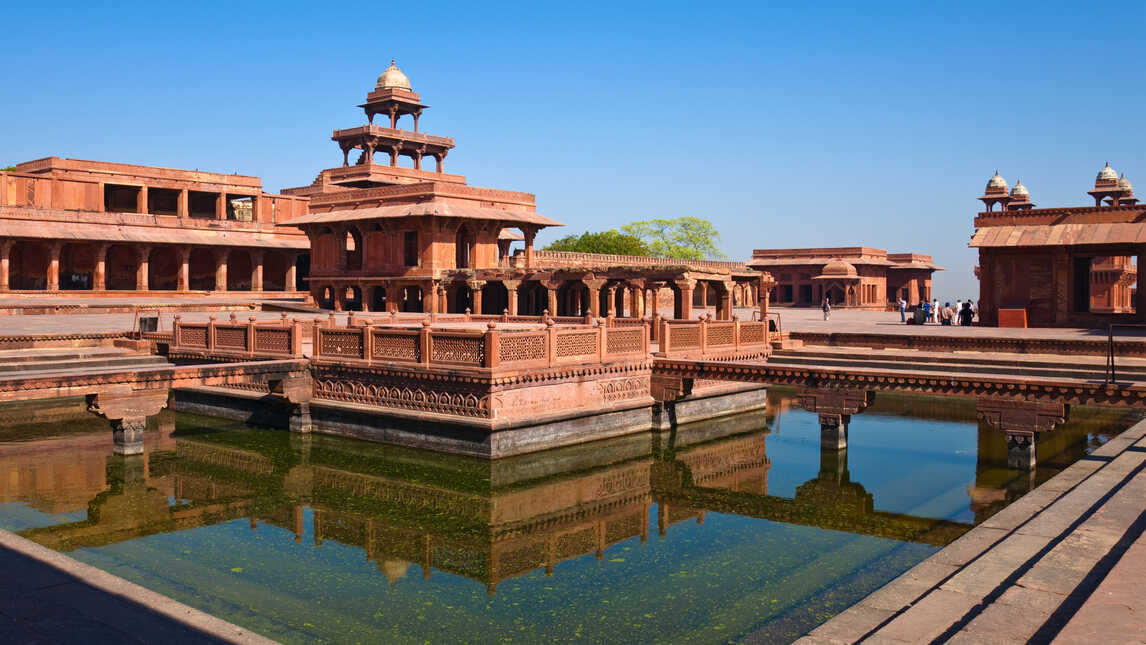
1119;174;1133;193
820;259;858;277
1010;179;1029;198
986;171;1008;193
376;60;412;92
1096;162;1119;185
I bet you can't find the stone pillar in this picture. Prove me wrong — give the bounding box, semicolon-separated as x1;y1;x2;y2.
136;246;149;291
675;279;695;320
698;281;709;309
138;185;148;214
285;255;298;292
87;390;169;456
524;229;537;268
628;283;643;318
820;414;849;450
605;285;617;317
93;244;108;291
215;251;228;292
1007;433;1037;471
251;250;264;292
471;281;485;315
504;280;521;315
718;281;735;320
47;242;61;291
759;276;771;322
584;279;604;318
178;247;191;292
976;398;1068;471
0;240;10;291
546;282;559;316
177;189;188;218
216;192;226;220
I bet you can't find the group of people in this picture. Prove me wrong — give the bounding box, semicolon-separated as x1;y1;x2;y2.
898;298;976;326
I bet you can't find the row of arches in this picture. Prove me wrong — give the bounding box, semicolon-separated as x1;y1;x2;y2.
1;240;305;291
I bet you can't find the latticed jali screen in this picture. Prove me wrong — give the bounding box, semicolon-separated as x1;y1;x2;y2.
371;331;420;362
670;325;701;348
254;328;291;354
499;333;546;363
606;328;643;354
739;323;766;344
320;329;364;358
214;326;248;350
178;326;208;348
431;335;485;365
554;331;599;358
706;324;735;346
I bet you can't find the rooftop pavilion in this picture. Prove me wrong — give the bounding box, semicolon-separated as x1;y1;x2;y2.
748;247;940;309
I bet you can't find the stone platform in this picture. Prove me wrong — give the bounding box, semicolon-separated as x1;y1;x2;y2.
796;418;1146;644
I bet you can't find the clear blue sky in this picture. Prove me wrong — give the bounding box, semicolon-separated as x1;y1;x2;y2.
3;1;1143;298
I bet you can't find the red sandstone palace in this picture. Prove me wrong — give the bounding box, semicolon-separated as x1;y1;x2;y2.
748;248;938;308
972;165;1143;327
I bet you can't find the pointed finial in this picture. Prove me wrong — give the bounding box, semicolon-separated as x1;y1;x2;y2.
390;59;396;66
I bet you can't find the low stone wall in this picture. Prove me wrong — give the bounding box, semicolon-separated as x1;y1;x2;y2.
0;332;125;350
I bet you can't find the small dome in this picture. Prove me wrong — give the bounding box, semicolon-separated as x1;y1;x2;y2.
1119;174;1133;192
821;259;858;276
1010;179;1029;198
376;60;412;91
986;171;1008;192
1097;162;1118;183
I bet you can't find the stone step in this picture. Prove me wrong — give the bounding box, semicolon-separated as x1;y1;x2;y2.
0;355;170;376
0;360;175;384
773;346;1146;371
0;347;135;365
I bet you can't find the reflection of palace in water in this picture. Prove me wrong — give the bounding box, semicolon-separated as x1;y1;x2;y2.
2;393;1136;591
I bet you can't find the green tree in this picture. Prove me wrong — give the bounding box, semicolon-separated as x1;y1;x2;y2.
1;166;16;172
544;229;652;256
621;217;725;260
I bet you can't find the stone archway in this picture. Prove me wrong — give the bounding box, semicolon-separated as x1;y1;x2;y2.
105;245;139;290
148;247;180;291
60;243;96;290
482;282;508;315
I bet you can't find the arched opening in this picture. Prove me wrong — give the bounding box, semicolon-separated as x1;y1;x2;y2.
227;250;252;291
344;285;363;311
518;281;546;316
556;282;589;316
9;241;50;290
148;247;179;291
455;227;473;269
188;249;217;290
670;283;685;319
451;284;473;313
400;285;424;313
369;286;387;312
317;285;335;310
263;251;288;291
105;245;139;290
482;282;509;315
60;243;95;290
826;285;845;306
614;285;627;317
294;254;310;291
345;228;363;271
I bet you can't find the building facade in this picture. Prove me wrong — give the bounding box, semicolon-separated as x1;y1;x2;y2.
0;158;310;294
747;247;939;308
282;63;763;319
972;165;1142;327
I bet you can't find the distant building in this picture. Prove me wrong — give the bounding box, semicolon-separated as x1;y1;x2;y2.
747;247;939;308
971;165;1141;326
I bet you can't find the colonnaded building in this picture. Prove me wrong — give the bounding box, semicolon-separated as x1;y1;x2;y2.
0;62;763;318
748;247;939;309
972;165;1143;327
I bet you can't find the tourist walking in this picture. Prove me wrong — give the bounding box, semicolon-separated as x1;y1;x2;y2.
959;301;974;326
931;298;940;324
899;297;907;322
822;296;831;321
955;298;963;324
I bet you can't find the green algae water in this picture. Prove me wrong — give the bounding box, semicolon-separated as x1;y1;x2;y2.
0;390;1137;644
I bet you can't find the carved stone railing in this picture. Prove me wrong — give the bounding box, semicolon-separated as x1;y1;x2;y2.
656;317;770;359
312;318;649;370
172;313;304;358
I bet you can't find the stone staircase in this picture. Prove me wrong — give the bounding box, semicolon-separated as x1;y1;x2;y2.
0;347;170;379
768;346;1146;383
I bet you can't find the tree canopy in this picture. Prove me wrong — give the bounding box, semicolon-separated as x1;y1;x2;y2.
1;166;16;172
621;217;725;261
544;229;652;256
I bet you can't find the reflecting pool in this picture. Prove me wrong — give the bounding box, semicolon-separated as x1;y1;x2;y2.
0;390;1138;644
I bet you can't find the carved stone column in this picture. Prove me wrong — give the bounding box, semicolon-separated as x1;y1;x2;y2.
674;279;695;320
214;250;228;292
545;280;560;316
606;285;618;317
93;244;108;291
47;241;61;291
583;278;605;318
88;390;170;455
795;387;875;450
251;249;264;292
503;279;521;315
136;246;150;291
177;247;191;292
470;280;485;315
285;255;298;292
0;240;10;291
976;398;1069;470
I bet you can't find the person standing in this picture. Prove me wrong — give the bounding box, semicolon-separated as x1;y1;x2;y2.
954;298;963;324
921;300;930;324
931;298;940;324
822;296;832;321
899;297;907;322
